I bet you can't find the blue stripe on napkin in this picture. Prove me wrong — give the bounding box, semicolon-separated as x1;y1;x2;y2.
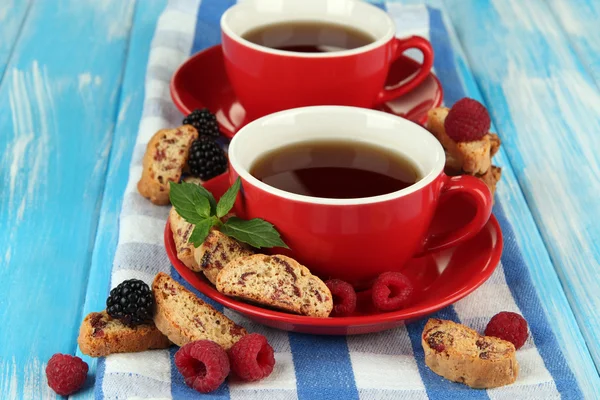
192;0;235;54
289;333;359;400
493;203;581;398
428;7;463;105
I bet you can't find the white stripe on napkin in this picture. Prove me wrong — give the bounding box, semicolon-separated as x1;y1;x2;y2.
103;1;202;398
104;351;171;382
120;215;167;246
347;328;427;396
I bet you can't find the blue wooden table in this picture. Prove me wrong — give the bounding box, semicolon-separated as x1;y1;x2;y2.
1;0;599;398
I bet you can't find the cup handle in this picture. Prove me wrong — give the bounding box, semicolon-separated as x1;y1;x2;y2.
375;36;434;105
418;174;493;255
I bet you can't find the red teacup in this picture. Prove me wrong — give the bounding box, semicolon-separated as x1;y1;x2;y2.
228;106;493;287
220;0;434;120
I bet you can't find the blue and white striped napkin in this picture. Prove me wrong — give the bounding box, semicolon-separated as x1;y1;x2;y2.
95;1;582;398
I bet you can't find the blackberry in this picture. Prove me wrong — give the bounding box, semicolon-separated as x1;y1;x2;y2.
106;279;154;327
188;136;228;180
183;108;221;138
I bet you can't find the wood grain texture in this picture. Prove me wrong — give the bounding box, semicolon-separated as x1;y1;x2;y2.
444;0;600;376
0;0;135;398
548;0;600;89
0;0;31;80
70;2;167;399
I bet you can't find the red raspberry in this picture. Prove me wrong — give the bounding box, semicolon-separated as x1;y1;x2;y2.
325;279;357;316
485;312;529;349
45;354;88;396
444;98;491;142
372;272;413;311
175;340;230;393
228;333;275;382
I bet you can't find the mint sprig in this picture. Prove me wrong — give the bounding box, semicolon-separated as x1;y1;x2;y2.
169;178;288;249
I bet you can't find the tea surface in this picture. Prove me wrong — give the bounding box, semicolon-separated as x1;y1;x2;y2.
250;140;421;198
242;21;375;53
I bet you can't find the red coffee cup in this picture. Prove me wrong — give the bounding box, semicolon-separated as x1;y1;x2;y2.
221;0;434;120
228;106;493;287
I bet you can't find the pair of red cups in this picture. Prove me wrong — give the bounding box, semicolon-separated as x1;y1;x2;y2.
219;0;492;287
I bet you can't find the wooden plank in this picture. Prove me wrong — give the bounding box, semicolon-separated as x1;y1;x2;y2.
443;0;600;380
70;1;167;399
0;0;31;79
0;0;135;398
548;0;600;89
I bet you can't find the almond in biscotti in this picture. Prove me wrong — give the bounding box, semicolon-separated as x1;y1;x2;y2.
152;272;246;350
194;230;254;285
78;311;171;357
216;254;333;318
422;318;519;389
137;125;198;205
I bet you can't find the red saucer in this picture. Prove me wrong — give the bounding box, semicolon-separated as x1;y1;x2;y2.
170;45;443;139
164;173;502;335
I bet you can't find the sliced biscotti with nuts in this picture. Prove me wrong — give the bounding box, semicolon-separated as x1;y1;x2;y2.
216;254;333;318
152;272;246;349
422;318;519;389
138;125;199;205
194;230;254;285
427;107;500;175
78;311;171;357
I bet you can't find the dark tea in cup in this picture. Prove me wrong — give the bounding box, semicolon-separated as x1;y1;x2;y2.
242;21;376;53
250;140;421;198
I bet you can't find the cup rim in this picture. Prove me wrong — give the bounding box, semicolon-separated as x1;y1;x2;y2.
228;106;445;206
220;0;396;59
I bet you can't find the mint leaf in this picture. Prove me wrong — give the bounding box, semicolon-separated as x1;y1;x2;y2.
195;196;211;219
221;217;289;249
195;182;217;215
216;177;241;218
188;218;216;247
169;181;211;224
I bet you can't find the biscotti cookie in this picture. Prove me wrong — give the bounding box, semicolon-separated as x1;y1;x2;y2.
138;125;198;205
476;166;502;197
427;107;500;175
194;230;254;285
216;254;333;318
78;311;171;357
422;318;519;389
152;272;246;349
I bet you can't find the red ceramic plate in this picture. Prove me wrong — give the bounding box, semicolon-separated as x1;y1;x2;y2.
170;45;443;139
164;174;503;335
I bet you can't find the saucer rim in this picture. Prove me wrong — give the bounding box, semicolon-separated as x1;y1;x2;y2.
170;44;444;139
164;213;502;329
